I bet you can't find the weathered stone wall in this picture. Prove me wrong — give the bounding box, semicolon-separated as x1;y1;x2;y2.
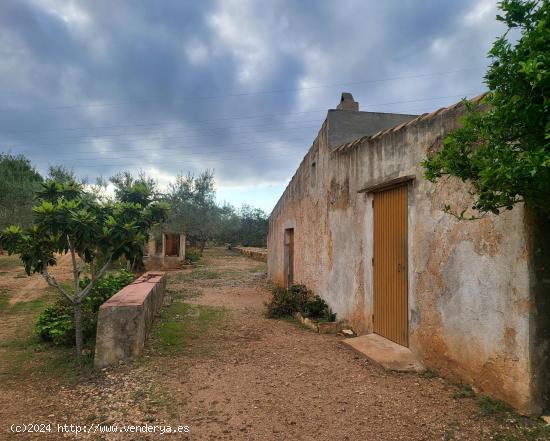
233;247;267;262
94;272;166;368
530;212;550;412
268;103;546;414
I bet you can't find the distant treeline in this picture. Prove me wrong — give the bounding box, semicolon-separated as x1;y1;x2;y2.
0;153;268;250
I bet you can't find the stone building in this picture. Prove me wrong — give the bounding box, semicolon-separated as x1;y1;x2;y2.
144;231;186;269
267;93;549;414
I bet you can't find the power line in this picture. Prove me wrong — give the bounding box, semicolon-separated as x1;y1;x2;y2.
0;68;481;113
3;92;482;152
59;152;304;168
6;124;321;151
25;96;478;161
8;119;324;144
2;91;479;136
25;137;314;161
2;110;328;135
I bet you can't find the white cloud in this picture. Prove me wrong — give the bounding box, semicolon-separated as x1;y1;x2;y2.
464;0;496;26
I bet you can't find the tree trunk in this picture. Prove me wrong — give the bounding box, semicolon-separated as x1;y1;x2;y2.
74;301;83;364
199;239;206;255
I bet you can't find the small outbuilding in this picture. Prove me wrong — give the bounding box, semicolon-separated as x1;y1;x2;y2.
144;231;186;270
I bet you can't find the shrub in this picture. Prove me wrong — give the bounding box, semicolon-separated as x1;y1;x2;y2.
304;295;336;322
80;270;134;312
185;248;201;264
35;270;134;346
265;284;336;321
35;302;96;346
265;285;310;318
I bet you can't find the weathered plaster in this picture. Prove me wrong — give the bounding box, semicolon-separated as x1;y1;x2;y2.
268;97;547;414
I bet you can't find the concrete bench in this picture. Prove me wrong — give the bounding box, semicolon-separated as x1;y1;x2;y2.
94;271;166;368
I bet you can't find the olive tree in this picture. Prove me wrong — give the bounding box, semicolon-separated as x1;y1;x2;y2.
0;153;43;230
0;180;169;361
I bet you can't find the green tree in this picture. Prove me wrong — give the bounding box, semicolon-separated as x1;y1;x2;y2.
0;180;169;361
47;164;77;184
0;153;43;230
110;171;158;207
110;171;166;269
215;202;241;245
236;204;268;247
422;0;549;216
167;170;220;254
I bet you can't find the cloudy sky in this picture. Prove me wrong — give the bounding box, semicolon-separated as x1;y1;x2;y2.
0;0;504;212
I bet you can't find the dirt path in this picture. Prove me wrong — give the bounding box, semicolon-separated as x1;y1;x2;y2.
146;249;544;440
0;253;73;305
0;248;546;440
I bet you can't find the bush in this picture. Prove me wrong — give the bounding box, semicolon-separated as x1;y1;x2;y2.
35;270;134;346
80;269;134;312
303;295;336;322
185;248;201;264
265;284;310;318
265;284;336;321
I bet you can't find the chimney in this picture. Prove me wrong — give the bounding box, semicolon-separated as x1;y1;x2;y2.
336;92;359;111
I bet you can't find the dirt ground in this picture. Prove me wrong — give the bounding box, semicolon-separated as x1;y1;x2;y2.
0;248;548;440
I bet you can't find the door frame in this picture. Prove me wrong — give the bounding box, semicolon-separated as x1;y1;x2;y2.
369;179;412;347
283;228;294;288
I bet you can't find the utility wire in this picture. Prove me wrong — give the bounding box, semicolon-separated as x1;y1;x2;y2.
23;137;314;160
8;119;324;144
61;152;303;168
0;68;481;113
25;96;475;162
6;125;320;151
2;91;480;136
3;92;482;152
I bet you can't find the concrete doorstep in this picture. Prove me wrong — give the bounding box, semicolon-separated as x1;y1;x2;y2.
342;333;425;373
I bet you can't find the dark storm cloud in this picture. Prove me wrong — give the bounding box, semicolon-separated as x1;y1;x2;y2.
0;0;504;209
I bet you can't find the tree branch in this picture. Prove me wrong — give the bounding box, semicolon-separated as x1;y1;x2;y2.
41;270;74;304
77;257;112;301
67;235;80;296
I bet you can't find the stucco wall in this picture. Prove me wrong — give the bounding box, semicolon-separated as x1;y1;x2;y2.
268;106;544;414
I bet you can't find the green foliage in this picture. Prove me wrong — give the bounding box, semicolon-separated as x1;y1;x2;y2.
166;170;219;253
110;171;158;207
184;247;201;263
477;395;512;418
109;172;170;269
166;171;268;251
215;204;269;247
265;285;309;318
265;284;336;321
303;295;337;321
0;178;168;358
421;368;438;379
47;164;77;184
422;0;550;215
453;384;476;399
35;304;80;346
0;153;43;230
35;271;133;346
79;269;134;311
152;301;225;356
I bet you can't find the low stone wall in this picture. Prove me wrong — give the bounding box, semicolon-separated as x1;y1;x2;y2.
94;272;166;368
233;246;267;262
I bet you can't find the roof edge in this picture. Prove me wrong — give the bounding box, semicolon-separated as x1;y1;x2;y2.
333;92;488;153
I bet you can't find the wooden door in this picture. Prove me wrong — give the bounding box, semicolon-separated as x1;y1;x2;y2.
284;228;294;288
165;234;180;256
373;185;408;346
